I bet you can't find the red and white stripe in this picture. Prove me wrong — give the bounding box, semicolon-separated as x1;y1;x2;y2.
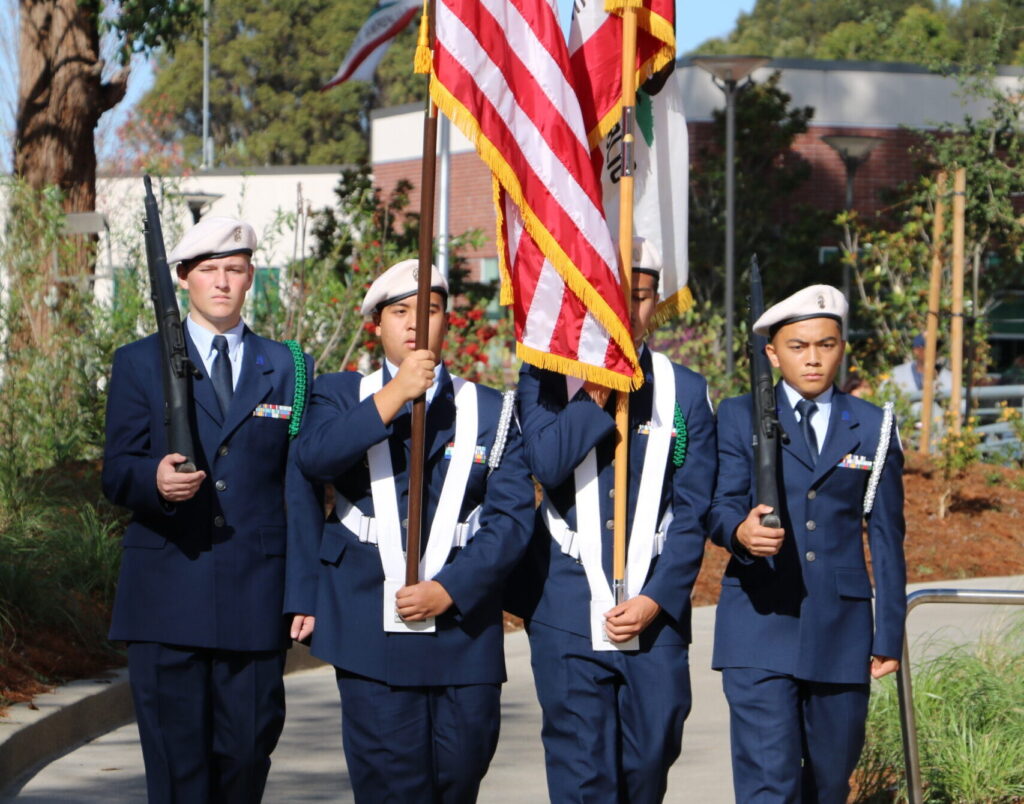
569;0;676;150
323;0;420;90
432;0;639;387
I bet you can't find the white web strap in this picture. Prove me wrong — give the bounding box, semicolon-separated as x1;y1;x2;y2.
358;371;478;582
625;351;676;598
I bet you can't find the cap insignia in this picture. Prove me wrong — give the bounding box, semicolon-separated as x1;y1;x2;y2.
817;293;825;309
233;227;242;243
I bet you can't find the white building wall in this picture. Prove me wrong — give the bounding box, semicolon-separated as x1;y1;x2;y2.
370;60;1024;158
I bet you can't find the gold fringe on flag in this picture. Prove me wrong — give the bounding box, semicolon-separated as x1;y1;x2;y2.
430;76;642;390
605;0;643;10
492;177;515;307
414;2;432;74
651;285;695;329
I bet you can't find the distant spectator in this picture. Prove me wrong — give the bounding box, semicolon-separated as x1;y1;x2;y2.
1001;355;1024;385
840;375;872;398
890;334;954;397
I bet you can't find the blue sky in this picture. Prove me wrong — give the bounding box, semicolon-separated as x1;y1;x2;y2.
2;0;755;171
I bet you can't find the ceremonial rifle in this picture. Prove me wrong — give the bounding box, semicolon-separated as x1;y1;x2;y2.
748;255;785;528
143;175;200;473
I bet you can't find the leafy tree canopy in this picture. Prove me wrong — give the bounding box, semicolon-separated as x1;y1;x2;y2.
692;0;1024;67
138;0;422;167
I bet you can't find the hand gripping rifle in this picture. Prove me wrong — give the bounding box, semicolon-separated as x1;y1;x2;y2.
748;256;786;528
143;176;200;473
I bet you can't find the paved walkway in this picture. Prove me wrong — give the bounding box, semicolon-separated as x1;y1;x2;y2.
7;576;1024;802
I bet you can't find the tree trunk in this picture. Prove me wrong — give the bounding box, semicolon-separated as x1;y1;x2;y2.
15;0;129;213
13;0;128;346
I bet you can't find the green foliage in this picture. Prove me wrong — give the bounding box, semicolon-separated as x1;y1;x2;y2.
281;164;511;383
688;72;835;320
649;301;750;406
835;70;1024;391
137;0;422;167
816;6;960;66
692;0;921;59
0;178;138;652
99;0;205;62
691;0;1024;67
854;621;1024;802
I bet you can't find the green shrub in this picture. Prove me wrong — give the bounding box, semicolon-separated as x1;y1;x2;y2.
854;620;1024;802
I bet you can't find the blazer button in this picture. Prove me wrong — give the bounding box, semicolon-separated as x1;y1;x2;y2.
214;515;225;527
605;519;614;530
806;551;817;562
807;490;816;500
608;488;615;498
401;518;409;530
215;479;227;492
806;520;816;531
218;445;230;457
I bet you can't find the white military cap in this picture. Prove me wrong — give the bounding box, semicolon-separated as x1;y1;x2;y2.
631;236;662;276
167;216;257;264
753;284;848;337
361;258;449;316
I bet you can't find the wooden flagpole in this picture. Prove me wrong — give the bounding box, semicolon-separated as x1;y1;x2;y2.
948;167;967;436
407;1;439;587
918;171;946;454
612;5;639;605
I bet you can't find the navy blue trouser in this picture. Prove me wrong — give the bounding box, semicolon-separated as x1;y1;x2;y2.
127;642;286;804
335;669;501;804
722;667;870;804
528;621;691;804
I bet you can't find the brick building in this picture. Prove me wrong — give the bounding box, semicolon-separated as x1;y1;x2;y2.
370;57;1024;282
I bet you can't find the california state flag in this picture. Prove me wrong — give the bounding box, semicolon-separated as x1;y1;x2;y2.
571;0;691;324
569;0;675;150
601;68;691;324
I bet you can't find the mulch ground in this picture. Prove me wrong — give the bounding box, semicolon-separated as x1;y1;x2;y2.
691;452;1024;606
5;453;1024;716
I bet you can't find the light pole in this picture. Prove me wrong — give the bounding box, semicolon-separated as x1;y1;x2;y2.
201;0;213;169
692;55;770;377
822;134;882;383
181;191;223;224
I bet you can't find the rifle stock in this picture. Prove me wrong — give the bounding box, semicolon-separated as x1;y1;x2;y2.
748;256;785;528
143;176;198;473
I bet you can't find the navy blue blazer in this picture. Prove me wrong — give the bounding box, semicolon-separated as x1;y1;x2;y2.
291;366;535;687
103;328;320;652
709;385;906;684
509;349;717;647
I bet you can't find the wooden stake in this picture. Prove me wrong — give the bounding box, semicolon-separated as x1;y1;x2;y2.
919;172;946;454
612;6;639;605
948;167;966;437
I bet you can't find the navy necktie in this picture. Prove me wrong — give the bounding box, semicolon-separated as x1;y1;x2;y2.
795;398;819;465
211;335;233;416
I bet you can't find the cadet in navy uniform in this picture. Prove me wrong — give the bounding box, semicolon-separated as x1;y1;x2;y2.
289;259;535;803
510;239;717;803
103;216;320;804
710;285;906;804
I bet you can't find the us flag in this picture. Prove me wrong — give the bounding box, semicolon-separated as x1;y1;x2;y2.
430;0;641;390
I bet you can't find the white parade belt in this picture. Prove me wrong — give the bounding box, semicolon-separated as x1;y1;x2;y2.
335;500;482;549
358;369;479;634
547;351;676;652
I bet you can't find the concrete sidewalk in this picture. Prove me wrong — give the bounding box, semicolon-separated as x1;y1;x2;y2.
5;575;1024;802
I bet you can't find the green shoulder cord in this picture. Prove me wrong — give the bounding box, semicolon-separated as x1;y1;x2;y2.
283;340;307;440
672;402;688;468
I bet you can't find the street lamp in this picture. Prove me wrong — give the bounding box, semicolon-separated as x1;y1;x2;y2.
822;134;882;383
180;191;224;224
692;55;770;376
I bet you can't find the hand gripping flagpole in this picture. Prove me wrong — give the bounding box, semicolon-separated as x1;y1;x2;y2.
612;1;640;605
406;0;439;587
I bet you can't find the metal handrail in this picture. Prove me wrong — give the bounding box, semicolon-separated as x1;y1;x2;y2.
897;588;1024;804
